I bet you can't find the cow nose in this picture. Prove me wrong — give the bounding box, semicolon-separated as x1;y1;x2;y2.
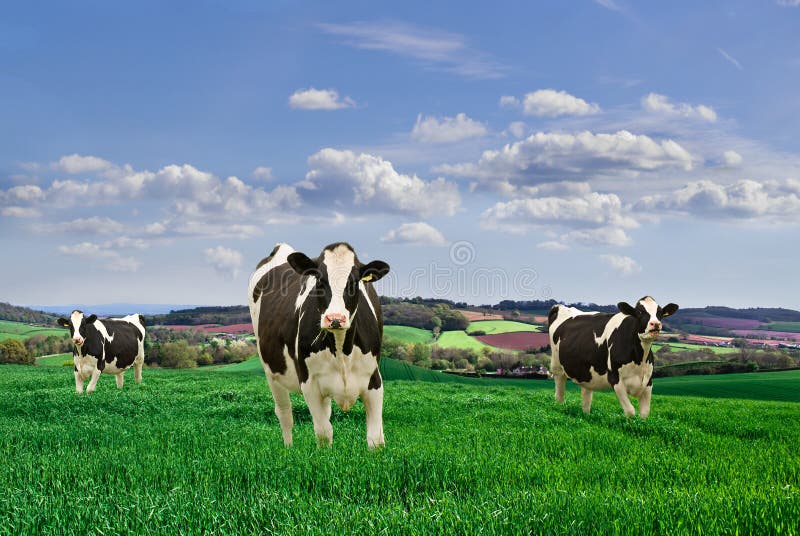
324;313;347;329
649;321;661;330
73;336;84;345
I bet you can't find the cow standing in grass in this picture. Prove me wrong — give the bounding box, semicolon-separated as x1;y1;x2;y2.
548;296;679;418
57;310;146;394
248;242;390;448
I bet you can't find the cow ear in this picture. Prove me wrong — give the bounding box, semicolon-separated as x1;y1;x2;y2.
86;314;97;324
360;261;390;283
617;302;637;316
661;303;679;317
57;318;70;327
287;252;319;277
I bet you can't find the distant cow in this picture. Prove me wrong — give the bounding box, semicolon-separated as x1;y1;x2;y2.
57;310;146;394
548;296;679;418
248;242;390;448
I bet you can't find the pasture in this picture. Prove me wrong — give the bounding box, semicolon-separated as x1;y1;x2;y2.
1;364;798;534
382;325;434;344
435;330;491;350
0;319;65;342
466;319;541;334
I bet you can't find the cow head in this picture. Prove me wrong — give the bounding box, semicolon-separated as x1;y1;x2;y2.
618;296;679;341
287;242;390;332
57;310;98;347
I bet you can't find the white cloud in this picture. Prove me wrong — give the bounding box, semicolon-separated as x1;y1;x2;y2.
301;148;461;217
722;150;743;167
536;241;569;251
204;246;243;278
35;216;125;235
252;166;273;180
437;130;694;192
56;238;143;272
1;206;41;218
2;184;44;203
521;89;601;117
635;179;800;222
288;88;356;110
595;0;622;11
481;186;636;248
778;0;800;5
506;121;526;138
53;154;113;174
641;93;717;122
499;95;519;108
411;113;488;143
599;254;641;276
717;48;743;70
381;222;448;246
318;21;506;79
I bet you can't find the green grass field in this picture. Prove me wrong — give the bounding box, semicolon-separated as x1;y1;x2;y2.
0;364;798;534
466;320;541;334
435;330;491;350
382;325;434;344
0;319;66;342
653;342;738;355
35;353;73;367
758;321;800;333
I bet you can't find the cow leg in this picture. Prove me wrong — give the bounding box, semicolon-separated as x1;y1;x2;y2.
133;356;144;384
86;369;102;394
301;382;333;447
74;370;84;394
580;387;593;414
638;385;653;419
554;373;567;403
361;385;385;449
266;375;294;447
115;372;124;389
612;382;636;417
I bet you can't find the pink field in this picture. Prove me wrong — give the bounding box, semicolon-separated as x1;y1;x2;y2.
163;324;220;332
685;334;732;344
457;309;504;322
732;330;800;341
475;332;550;351
683;316;763;330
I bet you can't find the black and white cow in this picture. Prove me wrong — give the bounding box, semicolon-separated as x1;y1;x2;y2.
248;242;390;448
57;310;146;394
548;296;679;418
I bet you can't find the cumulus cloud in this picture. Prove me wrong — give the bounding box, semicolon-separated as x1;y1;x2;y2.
722;150;743;167
437;130;694;192
481;185;637;247
288;88;356;110
506;121;527;138
536;241;569;251
1;206;41;218
381;222;448;246
499;95;519;108
641;93;717;122
521;89;601;117
52;154;113;174
301;148;461;217
35;216;125;235
635;179;800;222
56;238;144;272
204;246;243;278
252;166;273;180
599;254;641;276
411;113;488;143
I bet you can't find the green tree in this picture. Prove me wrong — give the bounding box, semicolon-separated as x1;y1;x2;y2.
0;339;33;365
160;340;198;368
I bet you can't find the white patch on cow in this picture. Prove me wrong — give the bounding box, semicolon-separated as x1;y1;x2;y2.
593;312;626;347
92;319;114;343
304;346;378;412
121;314;145;338
638;296;661;342
263;344;302;394
69;310;85;344
359;281;378;320
295;275;317;312
320;245;356;328
248;243;295;348
618;360;653;397
577;366;611;390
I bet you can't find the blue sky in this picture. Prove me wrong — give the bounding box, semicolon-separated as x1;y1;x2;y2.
2;0;799;309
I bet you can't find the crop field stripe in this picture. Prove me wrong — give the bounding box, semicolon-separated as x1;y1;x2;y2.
466;320;541;334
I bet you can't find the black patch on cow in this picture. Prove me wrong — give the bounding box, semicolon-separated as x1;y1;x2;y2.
252;243;386;386
552;311;646;386
368;368;382;390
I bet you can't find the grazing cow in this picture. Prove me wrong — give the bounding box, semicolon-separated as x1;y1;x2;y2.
248;242;390;448
548;296;679;418
57;310;146;394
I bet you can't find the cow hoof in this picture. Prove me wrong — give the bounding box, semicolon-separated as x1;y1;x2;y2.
367;439;385;450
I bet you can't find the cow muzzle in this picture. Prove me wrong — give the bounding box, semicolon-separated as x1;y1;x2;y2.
323;313;348;330
73;336;85;346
